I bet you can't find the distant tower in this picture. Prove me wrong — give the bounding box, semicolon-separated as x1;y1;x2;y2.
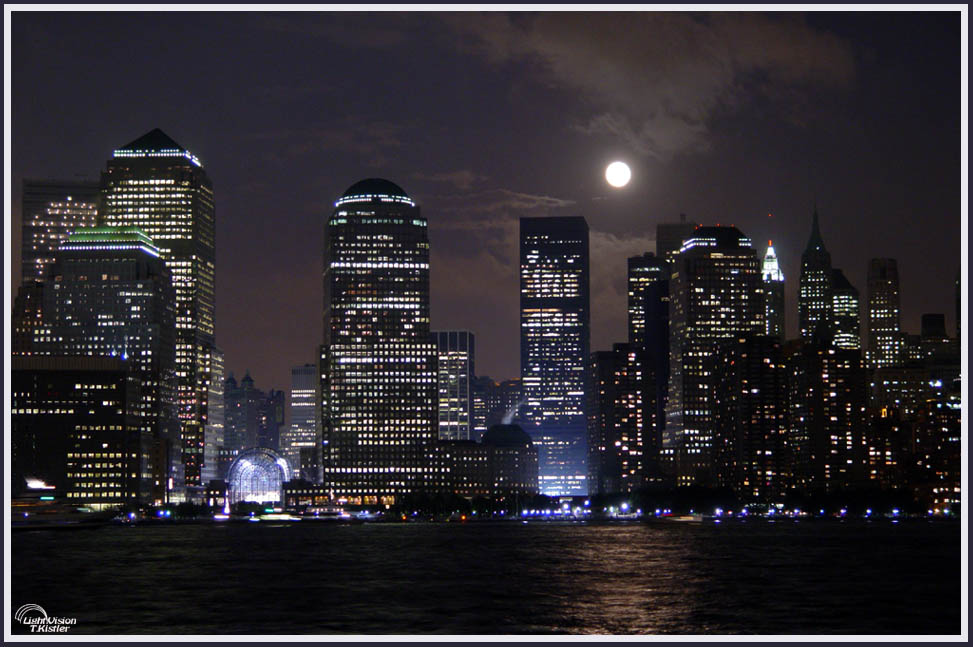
830;269;861;350
762;242;785;339
430;331;475;441
656;213;699;269
520;216;590;496
21;179;100;284
281;364;320;477
867;258;902;368
799;206;833;339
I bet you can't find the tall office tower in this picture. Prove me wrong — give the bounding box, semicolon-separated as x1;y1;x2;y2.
12;356;143;508
321;179;439;505
21;179;100;284
761;242;786;339
100;128;216;488
520;216;590;496
913;383;962;510
282;364;320;475
431;331;475;440
830;269;861;350
223;371;263;453
626;252;668;481
799;207;833;339
866;259;903;369
587;344;649;495
656;213;699;268
471;375;498;442
35;227;178;504
202;347;224;484
257;390;285;450
712;335;789;502
786;335;868;493
666;226;764;486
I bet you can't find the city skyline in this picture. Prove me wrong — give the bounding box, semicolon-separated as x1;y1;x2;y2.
9;11;961;397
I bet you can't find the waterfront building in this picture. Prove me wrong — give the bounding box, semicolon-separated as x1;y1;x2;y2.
519;216;590;496
321;179;440;505
830;269;862;350
761;242;785;339
33;227;178;504
445;424;539;499
12;356;145;508
798;207;833;339
665;226;764;486
100;128;217;488
226;447;292;505
431;331;475;441
712;335;789;502
281;364;320;476
866;258;903;369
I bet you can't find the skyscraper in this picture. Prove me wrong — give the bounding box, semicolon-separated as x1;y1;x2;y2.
520;216;590;496
431;331;475;441
761;242;785;339
20;179;100;285
830;269;861;350
626;252;668;481
867;258;903;369
799;207;833;339
321;179;439;505
666;226;764;486
281;364;320;476
100;128;217;490
34;227;178;504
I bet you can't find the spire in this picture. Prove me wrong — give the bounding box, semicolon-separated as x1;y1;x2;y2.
804;204;828;255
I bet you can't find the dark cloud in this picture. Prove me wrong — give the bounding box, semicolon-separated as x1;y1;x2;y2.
412;170;489;191
444;13;855;159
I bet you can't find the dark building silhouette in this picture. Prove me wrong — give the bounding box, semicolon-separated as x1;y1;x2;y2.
321;179;440;505
100;128;218;490
798;207;833;340
712;335;789;502
656;213;699;268
519;216;590;495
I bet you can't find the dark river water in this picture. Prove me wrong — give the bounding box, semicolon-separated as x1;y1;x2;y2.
11;519;961;635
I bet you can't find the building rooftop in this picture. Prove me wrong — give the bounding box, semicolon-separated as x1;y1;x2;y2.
336;178;415;207
112;128;201;166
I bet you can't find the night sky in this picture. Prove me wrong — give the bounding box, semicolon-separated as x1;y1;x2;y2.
9;11;962;398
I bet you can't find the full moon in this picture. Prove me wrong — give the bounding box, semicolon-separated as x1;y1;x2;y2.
605;161;631;188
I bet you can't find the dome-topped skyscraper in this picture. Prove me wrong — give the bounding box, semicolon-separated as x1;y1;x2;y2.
320;179;439;505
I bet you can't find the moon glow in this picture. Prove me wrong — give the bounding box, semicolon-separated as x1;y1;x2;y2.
605;161;631;188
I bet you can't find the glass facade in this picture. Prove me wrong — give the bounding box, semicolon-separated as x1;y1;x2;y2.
431;331;475;441
100;129;217;489
519;216;590;496
322;179;440;505
226;447;291;504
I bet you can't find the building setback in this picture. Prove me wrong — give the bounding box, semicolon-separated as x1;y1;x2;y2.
99;128;218;490
321;179;441;505
519;216;590;496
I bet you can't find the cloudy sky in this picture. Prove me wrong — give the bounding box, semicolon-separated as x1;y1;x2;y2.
9;10;962;395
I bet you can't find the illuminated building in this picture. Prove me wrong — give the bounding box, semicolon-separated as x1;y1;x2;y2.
866;258;903;368
786;334;868;493
321;179;440;505
656;213;699;268
761;242;785;339
100;128;217;489
912;379;961;509
665;226;764;486
472;376;523;442
830;269;861;350
33;227;178;504
12;356;145;509
431;331;475;440
12;280;45;355
202;347;224;484
519;216;590;496
226;447;291;505
799;207;833;339
712;335;789;502
281;364;320;476
587;344;650;495
21;179;100;285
